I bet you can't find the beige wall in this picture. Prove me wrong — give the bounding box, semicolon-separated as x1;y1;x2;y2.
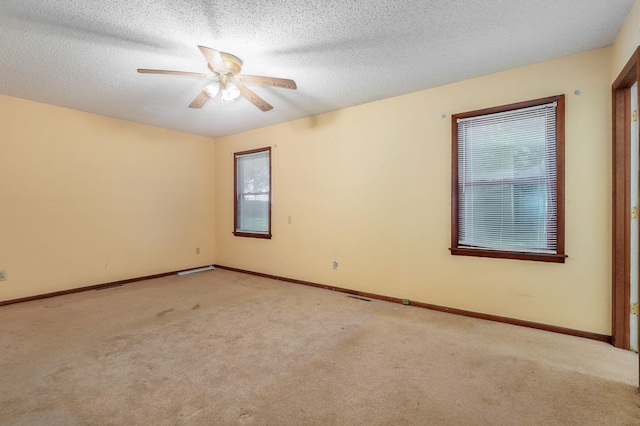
1;95;216;301
215;47;613;335
612;0;640;79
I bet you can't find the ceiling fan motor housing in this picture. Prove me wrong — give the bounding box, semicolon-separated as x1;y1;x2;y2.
208;52;243;76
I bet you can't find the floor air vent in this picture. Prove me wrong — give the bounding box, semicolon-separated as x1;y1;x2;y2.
347;295;371;302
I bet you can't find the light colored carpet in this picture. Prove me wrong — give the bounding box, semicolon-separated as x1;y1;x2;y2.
0;269;639;425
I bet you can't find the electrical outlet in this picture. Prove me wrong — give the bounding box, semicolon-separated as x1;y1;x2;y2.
332;261;338;270
0;270;6;281
196;248;200;255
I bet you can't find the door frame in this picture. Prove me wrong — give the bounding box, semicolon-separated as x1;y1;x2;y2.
612;46;640;350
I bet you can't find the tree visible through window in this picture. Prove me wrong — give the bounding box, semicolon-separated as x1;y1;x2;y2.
234;147;271;239
450;95;566;263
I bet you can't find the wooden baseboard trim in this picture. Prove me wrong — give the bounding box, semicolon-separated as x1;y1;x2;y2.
0;265;212;307
215;265;612;344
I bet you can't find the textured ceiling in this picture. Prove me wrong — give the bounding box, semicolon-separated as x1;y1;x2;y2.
0;1;635;138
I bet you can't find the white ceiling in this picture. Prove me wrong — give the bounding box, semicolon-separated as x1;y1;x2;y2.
0;1;635;138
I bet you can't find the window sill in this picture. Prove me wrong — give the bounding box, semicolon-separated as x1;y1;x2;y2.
449;247;567;263
233;231;272;239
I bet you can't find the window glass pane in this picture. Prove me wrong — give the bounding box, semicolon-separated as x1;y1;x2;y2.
460;182;553;252
464;115;548;182
239;194;269;232
239;152;269;194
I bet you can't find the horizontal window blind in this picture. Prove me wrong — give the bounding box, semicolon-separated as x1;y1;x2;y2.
457;101;557;253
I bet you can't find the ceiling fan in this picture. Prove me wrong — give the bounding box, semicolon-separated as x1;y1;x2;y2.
137;46;297;112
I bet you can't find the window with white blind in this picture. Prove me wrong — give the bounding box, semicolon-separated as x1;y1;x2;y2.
234;147;271;239
450;95;566;263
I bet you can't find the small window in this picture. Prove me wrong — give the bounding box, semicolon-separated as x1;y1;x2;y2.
234;147;271;239
450;95;566;263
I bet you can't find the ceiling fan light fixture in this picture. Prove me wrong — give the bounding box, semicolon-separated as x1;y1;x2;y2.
203;82;220;98
221;81;241;103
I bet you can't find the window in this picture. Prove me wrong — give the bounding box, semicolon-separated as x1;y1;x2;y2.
450;95;566;263
234;147;271;239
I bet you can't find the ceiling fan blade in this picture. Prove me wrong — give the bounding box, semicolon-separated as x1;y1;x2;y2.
198;45;228;73
137;69;208;78
188;91;210;109
237;85;273;112
239;75;297;90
